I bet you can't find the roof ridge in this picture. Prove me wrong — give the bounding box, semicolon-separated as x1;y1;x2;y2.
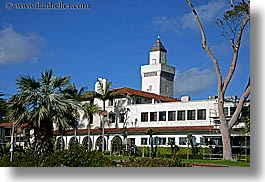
110;87;180;102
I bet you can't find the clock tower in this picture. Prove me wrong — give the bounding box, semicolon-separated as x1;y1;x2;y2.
141;36;175;97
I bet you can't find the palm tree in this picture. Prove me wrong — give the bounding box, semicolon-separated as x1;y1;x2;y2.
145;128;156;159
70;85;88;139
120;127;128;155
167;140;179;158
82;93;100;151
94;78;113;154
187;133;196;159
8;69;79;156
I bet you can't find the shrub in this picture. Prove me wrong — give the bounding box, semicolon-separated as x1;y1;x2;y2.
104;150;110;155
122;156;191;167
0;147;115;167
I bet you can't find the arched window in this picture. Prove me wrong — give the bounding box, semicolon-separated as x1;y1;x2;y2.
55;137;65;150
111;136;122;155
95;136;106;152
68;137;78;150
82;136;93;151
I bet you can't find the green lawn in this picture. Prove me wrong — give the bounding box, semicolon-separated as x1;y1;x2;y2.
182;159;250;167
104;155;250;167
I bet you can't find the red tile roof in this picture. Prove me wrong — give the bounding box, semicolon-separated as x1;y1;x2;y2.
110;87;180;102
0;122;12;127
0;122;29;128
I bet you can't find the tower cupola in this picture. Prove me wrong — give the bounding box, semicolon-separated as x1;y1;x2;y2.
141;35;175;97
150;35;167;53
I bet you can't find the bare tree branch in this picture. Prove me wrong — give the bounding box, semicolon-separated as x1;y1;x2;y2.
229;84;250;128
222;15;250;93
186;0;223;93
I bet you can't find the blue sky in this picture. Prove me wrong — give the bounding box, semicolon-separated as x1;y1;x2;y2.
0;0;250;100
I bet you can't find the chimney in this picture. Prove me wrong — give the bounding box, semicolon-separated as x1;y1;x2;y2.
181;96;190;102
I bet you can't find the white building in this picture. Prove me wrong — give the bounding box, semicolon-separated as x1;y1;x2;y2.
53;37;249;157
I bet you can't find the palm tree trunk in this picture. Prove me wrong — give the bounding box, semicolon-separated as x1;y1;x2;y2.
61;131;63;150
150;136;154;158
102;101;105;154
88;123;91;151
32;120;54;156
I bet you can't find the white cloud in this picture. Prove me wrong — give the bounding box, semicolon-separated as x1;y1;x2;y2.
0;25;45;65
150;0;228;33
174;67;216;97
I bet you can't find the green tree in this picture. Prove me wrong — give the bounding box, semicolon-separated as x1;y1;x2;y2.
186;0;250;160
82;92;100;151
187;133;196;159
8;69;79;156
94;78;113;154
145;128;156;159
167;140;179;159
70;85;88;138
120;127;128;155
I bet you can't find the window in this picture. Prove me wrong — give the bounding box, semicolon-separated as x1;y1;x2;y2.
148;85;152;91
129;138;135;145
223;107;228;117
177;110;185;121
158;138;167;145
200;137;205;145
109;99;114;106
241;106;249;117
165;86;168;93
197;109;206;120
230;107;236;116
159;111;166;121
136;98;141;104
187;110;196;120
150;137;158;145
168;111;176;121
179;137;187;145
141;112;148;122
150;112;157;122
120;113;125;123
141;138;148;145
109;112;115;123
168;137;175;144
4;128;12;136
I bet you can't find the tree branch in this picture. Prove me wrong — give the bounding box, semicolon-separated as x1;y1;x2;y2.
228;81;250;128
222;15;250;93
186;0;223;93
230;39;235;51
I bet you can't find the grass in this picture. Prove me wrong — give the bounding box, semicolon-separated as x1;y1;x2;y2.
182;159;250;167
104;155;250;167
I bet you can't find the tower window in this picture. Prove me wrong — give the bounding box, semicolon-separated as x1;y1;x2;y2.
165;86;169;93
